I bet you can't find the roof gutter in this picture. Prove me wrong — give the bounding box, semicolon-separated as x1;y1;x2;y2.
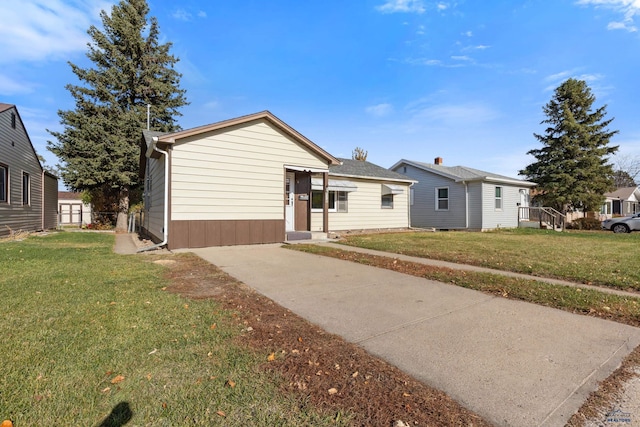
138;136;169;252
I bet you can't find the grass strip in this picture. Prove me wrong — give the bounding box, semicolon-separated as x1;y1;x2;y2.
338;229;640;292
287;244;640;328
0;232;350;426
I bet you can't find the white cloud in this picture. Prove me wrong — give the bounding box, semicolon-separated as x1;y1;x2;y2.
376;0;425;14
451;55;472;61
0;0;114;65
436;2;449;11
366;103;393;117
172;8;192;21
0;75;35;95
576;0;640;31
172;7;208;21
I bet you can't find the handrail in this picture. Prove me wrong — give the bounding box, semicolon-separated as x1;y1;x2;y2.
518;207;566;231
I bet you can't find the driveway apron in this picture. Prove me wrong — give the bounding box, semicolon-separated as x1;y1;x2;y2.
189;244;640;427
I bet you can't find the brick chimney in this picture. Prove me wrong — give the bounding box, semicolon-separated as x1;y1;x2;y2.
434;157;443;165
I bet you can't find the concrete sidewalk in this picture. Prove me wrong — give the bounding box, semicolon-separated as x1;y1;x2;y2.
188;244;640;427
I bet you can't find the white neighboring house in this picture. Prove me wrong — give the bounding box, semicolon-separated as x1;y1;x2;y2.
309;158;416;233
391;158;536;230
58;191;92;226
601;186;640;219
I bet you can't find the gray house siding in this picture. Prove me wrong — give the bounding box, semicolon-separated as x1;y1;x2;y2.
0;104;51;237
467;181;483;229
481;183;524;229
393;163;466;229
43;173;58;230
393;159;534;231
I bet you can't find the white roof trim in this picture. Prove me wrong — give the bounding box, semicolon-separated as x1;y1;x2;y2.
311;178;358;192
285;165;329;173
382;184;404;195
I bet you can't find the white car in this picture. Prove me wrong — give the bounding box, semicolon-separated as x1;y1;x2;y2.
602;213;640;233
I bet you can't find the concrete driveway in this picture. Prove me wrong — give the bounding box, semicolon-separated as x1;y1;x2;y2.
189;244;640;426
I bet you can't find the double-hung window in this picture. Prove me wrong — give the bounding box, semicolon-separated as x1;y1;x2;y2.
495;186;503;210
436;187;449;210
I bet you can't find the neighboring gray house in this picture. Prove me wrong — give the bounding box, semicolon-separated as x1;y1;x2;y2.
309;158;416;232
0;103;58;237
390;158;536;230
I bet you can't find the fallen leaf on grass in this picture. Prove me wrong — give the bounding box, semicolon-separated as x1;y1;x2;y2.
328;388;338;395
111;375;125;384
216;411;226;418
210;323;217;330
225;380;236;388
267;352;276;362
101;387;111;393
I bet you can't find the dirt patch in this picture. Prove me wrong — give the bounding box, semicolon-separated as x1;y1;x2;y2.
159;253;492;426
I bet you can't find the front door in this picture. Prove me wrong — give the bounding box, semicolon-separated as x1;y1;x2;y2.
285;172;295;231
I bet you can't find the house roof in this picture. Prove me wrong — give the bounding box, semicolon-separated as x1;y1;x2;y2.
331;158;416;183
149;111;340;166
392;159;536;187
604;186;640;201
0;103;14;113
58;191;82;200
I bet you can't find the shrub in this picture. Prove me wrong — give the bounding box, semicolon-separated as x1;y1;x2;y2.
568;217;602;230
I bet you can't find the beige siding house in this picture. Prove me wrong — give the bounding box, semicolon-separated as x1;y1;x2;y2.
140;112;416;249
310;158;415;232
140;111;340;249
0;103;58;237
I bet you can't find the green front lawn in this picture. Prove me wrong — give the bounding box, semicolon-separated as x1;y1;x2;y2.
0;232;346;426
339;228;640;291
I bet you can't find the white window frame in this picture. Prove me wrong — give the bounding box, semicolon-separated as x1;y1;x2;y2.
381;194;394;209
436;187;449;211
495;186;503;210
22;171;30;206
312;190;347;213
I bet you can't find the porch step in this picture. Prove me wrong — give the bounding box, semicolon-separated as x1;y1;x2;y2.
286;231;313;241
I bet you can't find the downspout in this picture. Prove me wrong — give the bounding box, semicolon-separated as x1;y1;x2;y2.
463;181;469;229
138;136;169;252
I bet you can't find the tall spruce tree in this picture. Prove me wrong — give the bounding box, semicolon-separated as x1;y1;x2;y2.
520;78;618;212
48;0;187;230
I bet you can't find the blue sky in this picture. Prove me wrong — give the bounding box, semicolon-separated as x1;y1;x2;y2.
2;0;640;184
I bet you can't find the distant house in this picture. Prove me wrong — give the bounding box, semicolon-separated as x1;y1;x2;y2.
601;187;640;219
139;111;415;249
390;158;535;230
58;191;92;226
0;103;58;237
309;158;415;233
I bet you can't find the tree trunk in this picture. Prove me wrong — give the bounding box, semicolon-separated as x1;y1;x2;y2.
115;186;130;232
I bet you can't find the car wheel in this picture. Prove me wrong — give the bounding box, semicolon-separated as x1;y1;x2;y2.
612;224;630;233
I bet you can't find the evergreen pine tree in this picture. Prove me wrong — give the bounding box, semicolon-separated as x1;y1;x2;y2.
48;0;187;230
520;78;618;212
